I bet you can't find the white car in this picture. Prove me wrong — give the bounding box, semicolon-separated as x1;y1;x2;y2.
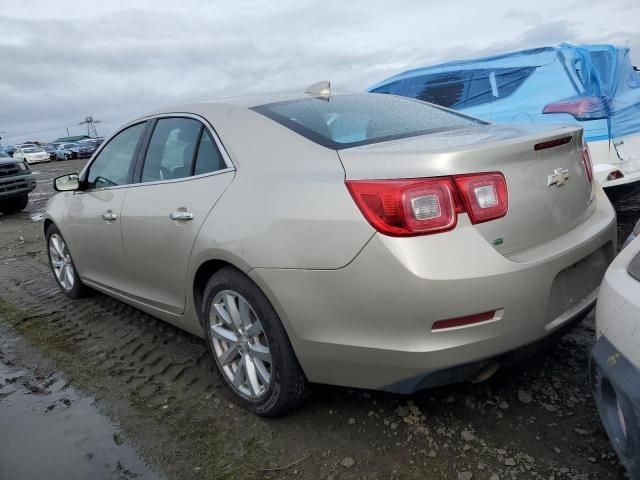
591;219;640;478
13;146;50;164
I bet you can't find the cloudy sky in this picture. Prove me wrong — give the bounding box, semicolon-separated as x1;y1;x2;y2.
1;0;639;144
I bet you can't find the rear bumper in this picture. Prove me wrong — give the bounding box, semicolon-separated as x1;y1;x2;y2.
590;336;640;477
251;187;617;391
588;136;640;188
0;173;36;200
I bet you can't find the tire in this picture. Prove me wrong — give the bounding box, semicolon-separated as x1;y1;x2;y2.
45;224;90;299
0;194;28;214
201;266;308;416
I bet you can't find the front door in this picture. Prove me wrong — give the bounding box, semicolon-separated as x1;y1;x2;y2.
121;117;234;314
64;122;147;293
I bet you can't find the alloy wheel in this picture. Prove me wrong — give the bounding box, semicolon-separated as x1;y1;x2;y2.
49;233;75;291
209;290;272;399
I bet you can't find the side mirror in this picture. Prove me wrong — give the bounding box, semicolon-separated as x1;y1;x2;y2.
54;173;80;192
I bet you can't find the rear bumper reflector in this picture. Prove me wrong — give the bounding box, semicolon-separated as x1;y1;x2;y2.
432;310;497;330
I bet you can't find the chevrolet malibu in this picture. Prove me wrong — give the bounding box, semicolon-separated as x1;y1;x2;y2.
44;89;616;416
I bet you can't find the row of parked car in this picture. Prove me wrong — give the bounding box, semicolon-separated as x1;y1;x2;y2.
1;138;104;164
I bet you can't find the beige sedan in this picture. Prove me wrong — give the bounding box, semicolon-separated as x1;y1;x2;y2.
44;89;616;415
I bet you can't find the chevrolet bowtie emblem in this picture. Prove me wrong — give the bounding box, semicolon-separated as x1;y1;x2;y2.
547;168;570;187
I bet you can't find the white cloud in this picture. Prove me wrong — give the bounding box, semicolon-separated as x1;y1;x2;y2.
1;0;639;143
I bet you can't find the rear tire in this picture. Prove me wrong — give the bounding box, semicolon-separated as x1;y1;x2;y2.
201;267;308;416
45;224;90;299
0;194;28;214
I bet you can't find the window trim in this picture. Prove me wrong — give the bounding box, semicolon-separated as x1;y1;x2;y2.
133;113;234;186
78;113;235;192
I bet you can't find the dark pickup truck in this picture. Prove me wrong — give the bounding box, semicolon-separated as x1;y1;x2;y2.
0;152;36;214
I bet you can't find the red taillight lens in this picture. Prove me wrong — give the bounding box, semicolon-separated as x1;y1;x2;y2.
346;172;508;236
345;178;459;236
581;144;594;183
542;96;609;120
454;173;508;224
606;170;624;181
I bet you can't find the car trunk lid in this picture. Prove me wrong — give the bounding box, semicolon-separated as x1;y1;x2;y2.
338;123;595;255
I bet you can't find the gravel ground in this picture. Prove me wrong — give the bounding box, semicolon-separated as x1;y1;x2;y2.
0;158;638;480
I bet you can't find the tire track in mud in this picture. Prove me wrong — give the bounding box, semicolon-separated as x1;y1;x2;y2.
0;256;221;417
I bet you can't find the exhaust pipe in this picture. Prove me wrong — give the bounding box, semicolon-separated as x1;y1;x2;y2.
471;361;500;383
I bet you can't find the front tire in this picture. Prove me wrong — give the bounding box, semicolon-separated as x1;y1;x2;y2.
0;194;28;214
46;224;90;299
202;267;308;416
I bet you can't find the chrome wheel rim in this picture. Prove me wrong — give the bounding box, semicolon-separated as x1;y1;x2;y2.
49;233;75;291
209;290;272;399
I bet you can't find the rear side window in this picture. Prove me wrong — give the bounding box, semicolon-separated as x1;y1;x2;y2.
410;73;469;108
194;130;226;175
252;94;483;149
492;67;536;99
375;67;535;110
141;118;202;182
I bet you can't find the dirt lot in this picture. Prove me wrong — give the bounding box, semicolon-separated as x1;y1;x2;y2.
0;158;638;480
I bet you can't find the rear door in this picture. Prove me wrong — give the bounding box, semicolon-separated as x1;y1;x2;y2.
120;116;234;314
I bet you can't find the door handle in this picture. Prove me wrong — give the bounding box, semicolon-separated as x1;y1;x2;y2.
102;212;117;221
169;211;194;221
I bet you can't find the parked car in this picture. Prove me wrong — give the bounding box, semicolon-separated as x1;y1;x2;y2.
42;144;58;161
2;145;17;157
44;89;616;415
76;138;103;155
80;137;105;147
0;151;36;213
56;143;96;160
591;219;640;478
369;44;640;191
55;143;81;160
624;219;639;249
13;145;50;164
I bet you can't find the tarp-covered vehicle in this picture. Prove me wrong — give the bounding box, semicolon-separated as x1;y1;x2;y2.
369;43;640;191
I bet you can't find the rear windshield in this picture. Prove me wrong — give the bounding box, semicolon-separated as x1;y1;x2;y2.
251;94;485;149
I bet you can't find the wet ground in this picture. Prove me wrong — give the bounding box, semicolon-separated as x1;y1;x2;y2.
0;158;638;480
0;323;162;480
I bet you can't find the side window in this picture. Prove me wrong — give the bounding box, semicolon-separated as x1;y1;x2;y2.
464;70;494;108
141;118;202;182
194;130;226;175
410;73;469;108
493;67;536;99
86;123;145;189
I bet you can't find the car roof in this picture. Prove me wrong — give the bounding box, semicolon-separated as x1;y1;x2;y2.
135;92;361;121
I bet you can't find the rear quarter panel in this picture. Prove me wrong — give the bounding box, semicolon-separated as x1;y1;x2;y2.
188;105;375;272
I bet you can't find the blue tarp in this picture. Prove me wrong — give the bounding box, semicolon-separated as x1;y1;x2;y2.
368;43;640;143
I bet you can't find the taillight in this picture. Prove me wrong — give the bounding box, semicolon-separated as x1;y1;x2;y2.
606;170;624;181
542;96;609;120
454;173;508;224
581;144;594;183
346;172;508;237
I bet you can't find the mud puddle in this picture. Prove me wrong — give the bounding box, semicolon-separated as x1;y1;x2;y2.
0;325;163;480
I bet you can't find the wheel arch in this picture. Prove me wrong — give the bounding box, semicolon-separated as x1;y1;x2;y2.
43;217;55;236
190;257;296;346
192;258;241;321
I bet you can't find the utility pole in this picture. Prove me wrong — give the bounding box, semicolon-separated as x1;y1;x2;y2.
78;116;101;138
